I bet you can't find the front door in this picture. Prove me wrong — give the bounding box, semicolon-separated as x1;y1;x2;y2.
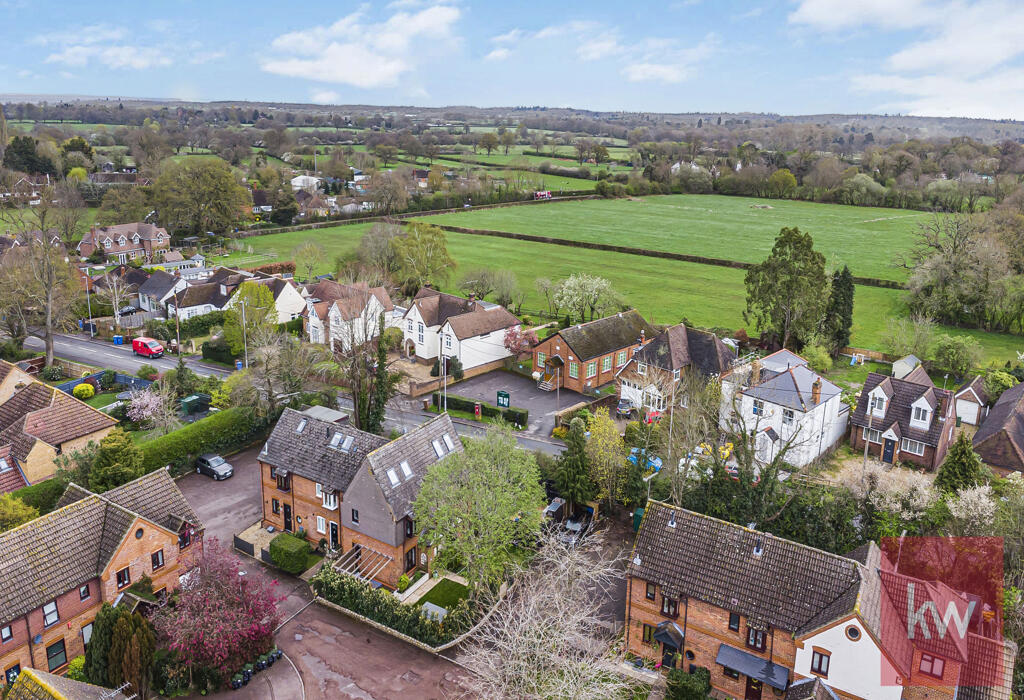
745;677;763;700
283;504;292;532
661;644;678;669
882;438;896;463
329;521;339;549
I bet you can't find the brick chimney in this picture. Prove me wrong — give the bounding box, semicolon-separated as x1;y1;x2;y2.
811;378;822;405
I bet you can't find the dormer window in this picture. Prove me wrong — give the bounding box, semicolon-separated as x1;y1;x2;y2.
870;395;886;417
118;236;127;245
103;238;111;249
132;234;140;243
912;406;930;424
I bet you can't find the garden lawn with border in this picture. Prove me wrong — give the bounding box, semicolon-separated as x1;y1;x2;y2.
84;392;119;409
416;578;470;611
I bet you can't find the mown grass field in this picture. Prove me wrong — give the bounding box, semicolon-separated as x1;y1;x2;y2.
414;194;929;282
220;221;1024;364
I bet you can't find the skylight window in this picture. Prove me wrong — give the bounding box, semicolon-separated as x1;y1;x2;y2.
0;459;8;472
386;468;400;486
442;434;455;451
431;439;445;458
400;460;413;479
295;418;308;434
330;432;342;448
341;435;354;452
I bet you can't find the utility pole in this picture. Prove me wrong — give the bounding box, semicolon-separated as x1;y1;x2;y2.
861;403;874;483
85;272;94;338
241;301;250;369
171;286;181;356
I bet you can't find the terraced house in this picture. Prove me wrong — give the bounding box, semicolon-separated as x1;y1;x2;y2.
626;502;1013;700
0;470;202;690
258;408;462;588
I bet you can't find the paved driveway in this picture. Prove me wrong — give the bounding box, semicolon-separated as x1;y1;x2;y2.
446;370;590;436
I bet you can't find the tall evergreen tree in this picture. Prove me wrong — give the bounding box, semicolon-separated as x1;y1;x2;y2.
823;265;855;355
89;428;143;493
555;417;597;515
935;433;988;493
84;604;119;686
364;313;394;436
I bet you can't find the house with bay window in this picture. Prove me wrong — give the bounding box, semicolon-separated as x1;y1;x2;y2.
258;407;462;589
77;223;170;264
0;470;202;691
850;370;955;470
532;310;657;394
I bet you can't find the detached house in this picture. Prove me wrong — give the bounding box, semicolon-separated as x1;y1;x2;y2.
0;362;117;493
402;289;520;372
0;471;202;689
137;269;188;313
972;382;1024;476
850;370;955;469
616;323;736;418
720;351;846;468
626;502;1014;700
302;280;396;351
532;310;657;394
258;408;462;589
77;223;170;264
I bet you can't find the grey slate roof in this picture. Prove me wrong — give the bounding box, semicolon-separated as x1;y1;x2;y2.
0;470;200;626
261;408;389;493
628;502;864;635
138;269;181;298
973;381;1024;473
850;372;953;447
364;413;462;518
627;323;736;375
743;364;840;413
759;349;807;374
553;310;657;361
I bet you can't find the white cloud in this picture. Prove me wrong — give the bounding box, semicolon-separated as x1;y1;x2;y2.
34;22;222;71
262;4;461;88
485;47;511;61
188;49;227;65
787;0;937;31
491;28;522;43
577;32;623;61
31;24;127;46
311;89;341;104
58;70;74;79
44;45;172;70
622;34;719;84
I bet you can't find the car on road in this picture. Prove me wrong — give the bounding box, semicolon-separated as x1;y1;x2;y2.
195;453;234;480
132;336;164;358
616;398;636;418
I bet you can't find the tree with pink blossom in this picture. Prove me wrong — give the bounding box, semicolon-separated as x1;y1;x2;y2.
153;539;283;686
503;326;538;357
127;386;179;435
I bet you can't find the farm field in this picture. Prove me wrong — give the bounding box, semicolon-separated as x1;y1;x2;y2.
413;194;928;282
0;207;98;238
219;221;1023;364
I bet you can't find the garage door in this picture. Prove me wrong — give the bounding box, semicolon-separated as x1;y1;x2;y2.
956;398;980;426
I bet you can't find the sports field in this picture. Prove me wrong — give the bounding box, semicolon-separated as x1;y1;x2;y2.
218;220;1023;364
414;194;929;282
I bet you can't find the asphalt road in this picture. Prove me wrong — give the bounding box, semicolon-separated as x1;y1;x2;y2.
25;332;231;378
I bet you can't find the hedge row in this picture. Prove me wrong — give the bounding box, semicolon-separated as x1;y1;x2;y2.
246;261;295;275
269;533;310;574
201;341;236;364
426;224;904;290
278;318;303;334
431;392;528;426
310;566;475;647
146;311;227;342
140;407;270;472
11;479;67;515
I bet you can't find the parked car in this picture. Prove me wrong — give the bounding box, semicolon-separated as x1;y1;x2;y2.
558;512;592;546
616;398;636;418
132;336;164;358
118;305;139;316
195;454;234;480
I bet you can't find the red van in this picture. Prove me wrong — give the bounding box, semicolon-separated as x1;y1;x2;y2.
132;336;164;358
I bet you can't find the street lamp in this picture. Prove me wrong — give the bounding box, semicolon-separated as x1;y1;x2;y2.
643;470;658;504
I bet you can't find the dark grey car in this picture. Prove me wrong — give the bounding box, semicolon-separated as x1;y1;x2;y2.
195;453;233;480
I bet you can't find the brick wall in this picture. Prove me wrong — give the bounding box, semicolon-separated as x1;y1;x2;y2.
850;426;943;471
341;526;418;590
533;335;643;394
99;516;190;602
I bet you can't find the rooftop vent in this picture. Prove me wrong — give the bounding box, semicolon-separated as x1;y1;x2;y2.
667;511;677;528
633;554;642;566
753;537;764;557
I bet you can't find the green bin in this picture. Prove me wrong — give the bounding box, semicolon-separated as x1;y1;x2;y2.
633;507;645;532
181;394;202;414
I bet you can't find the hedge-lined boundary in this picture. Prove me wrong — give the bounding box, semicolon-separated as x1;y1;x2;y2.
409;222;905;290
140;407;270;472
431;392;528;426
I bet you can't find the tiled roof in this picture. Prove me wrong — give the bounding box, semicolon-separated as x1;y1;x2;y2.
7;668;128;700
958;634;1017;700
100;468;204;532
0;383;53;432
554;310;657;361
409;288;477;327
138;269;181;298
903;365;934;387
363;413;462;518
956;375;990;405
163;250;184;262
0;445;27;494
850;372;953;447
444;304;520;340
23;391;117;446
973;382;1024;473
759;349;807;373
0;471;200;626
743;364;841;413
785;678;839;700
628;502;863;634
177;281;232;309
261;408;388;492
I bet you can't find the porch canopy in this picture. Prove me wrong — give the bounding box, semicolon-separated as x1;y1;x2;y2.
654;620;685;648
332;545;393;583
715;644;789;690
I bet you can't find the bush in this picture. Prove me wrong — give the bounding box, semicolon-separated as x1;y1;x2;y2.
247;261;295;275
11;479;67;514
137;364;158;380
802;343;833;373
66;655;88;681
269;533;310;574
430;392;529;426
100;370;117;390
985;370;1017;403
40;365;63;381
551;426;569;440
201;340;236;365
0;340;35;362
277;318;303;334
397;574;411;593
139;407;269;473
666;667;711;700
73;383;95;400
311;566;476;646
934;334;982;378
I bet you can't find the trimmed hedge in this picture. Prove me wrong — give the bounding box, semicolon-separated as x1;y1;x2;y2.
269;533;309;574
431;392;528;426
201;341;236;364
147;311;227;342
247;261;295;275
277;318;303;334
11;479;67;514
140;407;269;472
311;566;476;647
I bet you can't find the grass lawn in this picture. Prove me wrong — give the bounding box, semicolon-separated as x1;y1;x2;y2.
416;578;470;610
413;194;928;282
218;222;1024;364
129;427;159;444
824;360;891;391
84;392;119;409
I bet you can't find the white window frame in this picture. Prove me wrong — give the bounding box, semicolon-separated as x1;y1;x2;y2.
386;469;400;486
82;622;93;645
42;601;58;627
417;322;424;344
871;395;886;417
752;399;764;416
442;433;455;450
673;368;681;381
315;483;323;498
316;516;326;534
586;361;597;379
569;362;579;379
865;427;882;444
407;319;413;332
616;350;627;367
1;625;10;642
912;406;929;423
901;438;926;456
322;491;338;510
400;460;413;479
432;439;445;458
782;408;794;425
445;334;452;349
637;363;647;376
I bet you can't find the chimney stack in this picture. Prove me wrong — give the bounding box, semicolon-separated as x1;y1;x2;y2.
812;378;821;405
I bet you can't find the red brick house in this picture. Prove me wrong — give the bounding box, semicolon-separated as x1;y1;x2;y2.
77;223;171;264
972;381;1024;477
0;470;202;689
531;310;656;394
849;370;955;469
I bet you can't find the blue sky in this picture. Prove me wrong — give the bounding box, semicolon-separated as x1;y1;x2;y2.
2;0;1022;118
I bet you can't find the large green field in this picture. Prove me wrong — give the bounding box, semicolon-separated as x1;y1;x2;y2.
219;221;1024;364
413;195;928;282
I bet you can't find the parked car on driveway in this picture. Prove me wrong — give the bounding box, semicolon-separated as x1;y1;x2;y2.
195;453;233;480
616;398;636;418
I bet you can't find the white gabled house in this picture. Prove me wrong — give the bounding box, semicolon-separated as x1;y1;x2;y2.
402;288;520;371
720;350;847;468
302;280;398;352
